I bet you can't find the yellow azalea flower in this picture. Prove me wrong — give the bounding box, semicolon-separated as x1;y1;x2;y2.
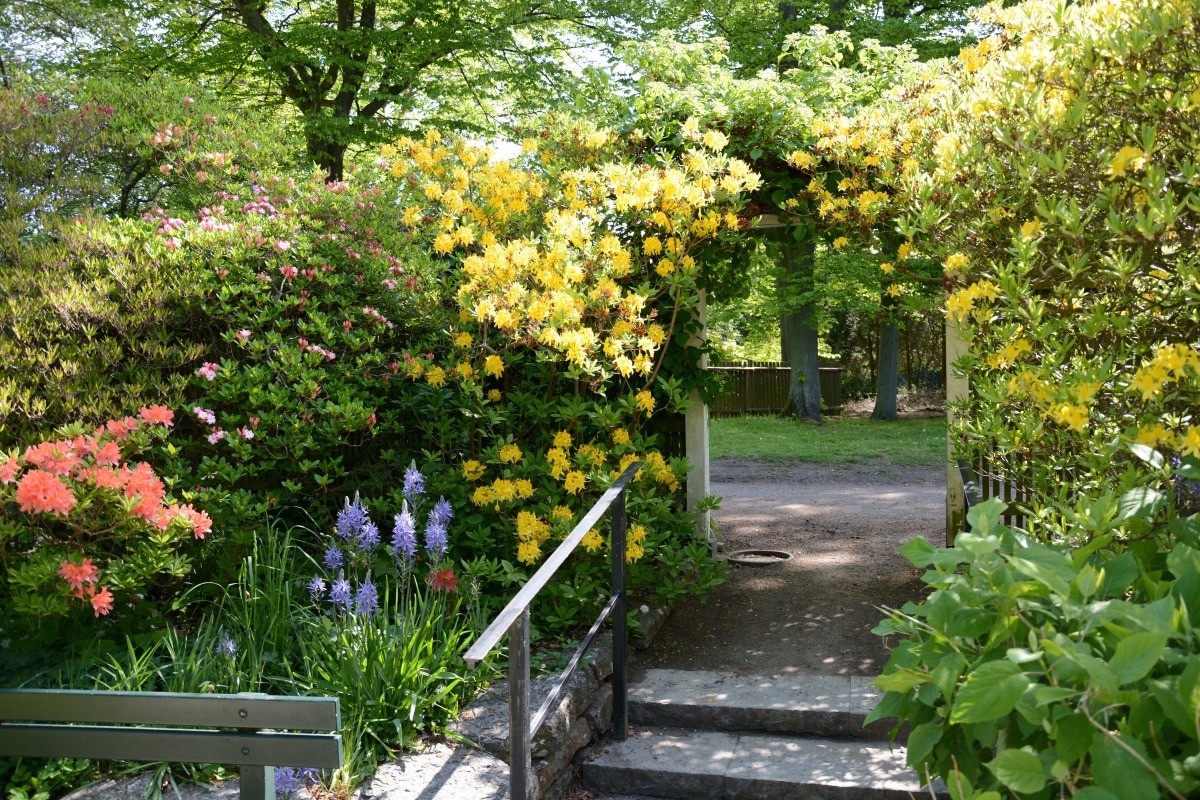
1108;146;1146;179
612;428;630;445
462;460;485;481
403;206;422;226
521;137;538;154
564;470;586;494
426;366;447;387
492;478;516;502
1019;219;1042;240
643;236;663;256
582;529;604;553
680;117;701;140
614;356;634;377
517;539;541;565
625;540;644;563
1047;402;1088;433
1136;423;1173;448
701;130;728;151
1129;364;1170;401
499;443;522;463
788;150;815;169
886;284;903;297
833;236;850;249
453;331;473;348
880;262;895;274
553;430;572;449
656;260;675;277
472;486;494;506
635;390;656;413
552;505;573;523
515;479;534;499
944;253;970;273
1180;426;1200;458
484;355;504;377
647;325;666;346
434;232;455;255
629;524;647;543
455;362;474;379
423;182;443;200
488;389;502;402
898;242;915;260
945;290;976;322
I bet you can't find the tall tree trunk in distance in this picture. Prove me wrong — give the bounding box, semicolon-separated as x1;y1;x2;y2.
871;291;900;420
775;230;821;421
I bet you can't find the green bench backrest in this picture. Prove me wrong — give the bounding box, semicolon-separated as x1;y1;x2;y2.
0;689;342;790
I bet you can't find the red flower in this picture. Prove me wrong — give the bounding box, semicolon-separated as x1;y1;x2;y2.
428;567;459;593
15;470;76;516
139;405;175;427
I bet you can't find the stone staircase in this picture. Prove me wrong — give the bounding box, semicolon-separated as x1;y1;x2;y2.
579;669;945;799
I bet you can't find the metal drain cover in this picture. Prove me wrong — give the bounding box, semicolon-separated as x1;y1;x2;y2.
726;549;793;566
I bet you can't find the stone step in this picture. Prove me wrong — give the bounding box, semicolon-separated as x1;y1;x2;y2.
580;728;944;800
629;669;897;739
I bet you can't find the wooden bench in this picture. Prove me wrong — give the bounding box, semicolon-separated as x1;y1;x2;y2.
0;689;342;800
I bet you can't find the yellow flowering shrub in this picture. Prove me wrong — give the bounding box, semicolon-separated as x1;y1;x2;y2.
885;0;1200;536
376;119;746;624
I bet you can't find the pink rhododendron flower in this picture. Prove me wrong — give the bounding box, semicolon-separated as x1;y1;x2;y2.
207;429;226;444
123;462;165;520
104;416;139;439
236;329;252;341
196;362;220;381
16;470;76;516
193;406;216;424
273;239;291;253
279;264;298;280
238;427;254;440
92;440;122;466
248;417;260;429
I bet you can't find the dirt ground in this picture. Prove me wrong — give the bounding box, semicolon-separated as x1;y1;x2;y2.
637;455;946;678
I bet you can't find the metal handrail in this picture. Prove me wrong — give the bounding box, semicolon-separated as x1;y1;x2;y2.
463;461;641;800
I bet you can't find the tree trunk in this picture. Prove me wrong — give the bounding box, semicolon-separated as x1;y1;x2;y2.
306;130;348;182
871;293;900;420
776;231;821;421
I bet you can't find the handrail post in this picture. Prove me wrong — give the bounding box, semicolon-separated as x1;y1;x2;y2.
611;484;628;742
509;607;532;800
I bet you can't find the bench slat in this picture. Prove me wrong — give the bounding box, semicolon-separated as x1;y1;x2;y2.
0;690;338;730
0;725;343;768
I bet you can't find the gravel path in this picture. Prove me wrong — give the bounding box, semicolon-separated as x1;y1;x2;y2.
637;456;945;678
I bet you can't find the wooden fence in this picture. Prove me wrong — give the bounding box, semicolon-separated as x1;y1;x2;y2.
709;361;843;418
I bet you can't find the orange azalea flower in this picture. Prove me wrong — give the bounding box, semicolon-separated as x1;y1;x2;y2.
124;463;165;520
58;558;99;593
15;469;76;516
92;440;122;466
91;586;114;616
23;440;80;476
0;457;19;484
139;405;174;426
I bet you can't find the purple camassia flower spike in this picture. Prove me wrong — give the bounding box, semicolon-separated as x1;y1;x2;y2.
355;580;378;617
392;505;417;562
335;494;368;540
329;578;353;613
402;462;425;504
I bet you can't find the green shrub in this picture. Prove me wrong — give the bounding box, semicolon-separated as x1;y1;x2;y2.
872;489;1200;800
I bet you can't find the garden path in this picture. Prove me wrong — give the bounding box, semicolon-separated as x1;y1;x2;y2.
637;455;944;679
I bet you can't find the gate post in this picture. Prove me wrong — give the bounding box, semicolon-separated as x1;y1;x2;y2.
686;290;711;543
945;319;970;545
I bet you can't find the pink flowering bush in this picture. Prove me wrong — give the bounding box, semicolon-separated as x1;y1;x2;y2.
0;406;211;619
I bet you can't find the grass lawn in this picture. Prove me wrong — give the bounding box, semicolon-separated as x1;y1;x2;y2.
709;415;947;466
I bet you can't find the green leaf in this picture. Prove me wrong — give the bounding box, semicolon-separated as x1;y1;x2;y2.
950;661;1030;724
1109;632;1167;685
985;748;1045;794
1117;487;1166;520
874;668;931;693
1129;443;1165;468
1007;543;1074;597
905;721;942;765
1071;789;1121;800
1092;731;1158;798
